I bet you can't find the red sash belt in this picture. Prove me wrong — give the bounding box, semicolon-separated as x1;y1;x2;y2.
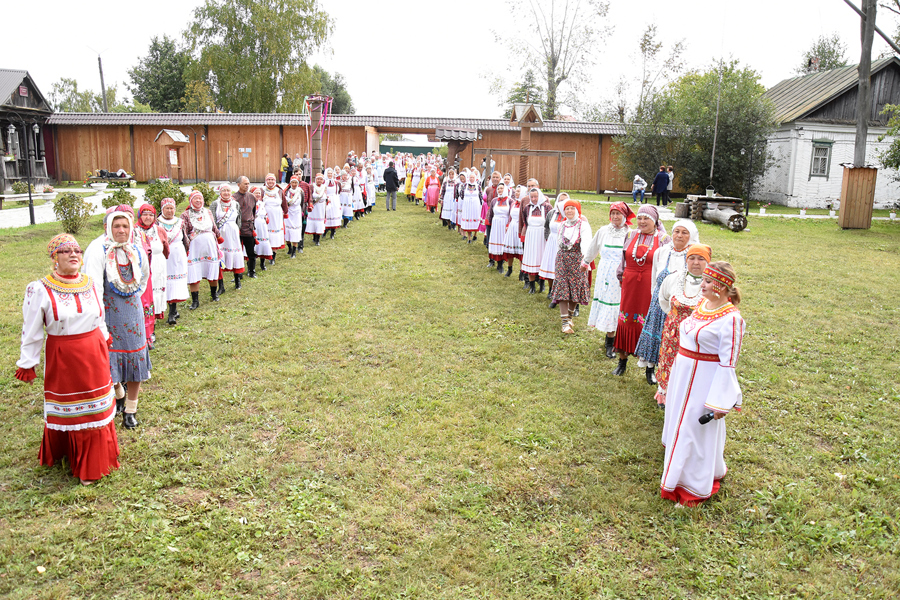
678;347;719;362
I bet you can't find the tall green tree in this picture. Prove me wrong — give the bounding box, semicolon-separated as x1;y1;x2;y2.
505;0;611;119
128;35;190;112
184;0;332;113
796;33;849;75
311;65;355;114
492;69;544;119
617;60;777;197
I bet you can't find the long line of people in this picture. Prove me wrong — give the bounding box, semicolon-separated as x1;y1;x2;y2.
409;162;747;507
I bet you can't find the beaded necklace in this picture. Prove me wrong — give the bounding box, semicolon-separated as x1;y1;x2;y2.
674;271;703;307
631;232;656;266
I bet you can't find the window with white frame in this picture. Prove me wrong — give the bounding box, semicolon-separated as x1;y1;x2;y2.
809;142;832;178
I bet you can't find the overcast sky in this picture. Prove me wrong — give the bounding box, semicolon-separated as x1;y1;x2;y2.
9;0;897;119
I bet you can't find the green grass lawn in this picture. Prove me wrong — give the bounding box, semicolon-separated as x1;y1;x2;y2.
0;198;898;598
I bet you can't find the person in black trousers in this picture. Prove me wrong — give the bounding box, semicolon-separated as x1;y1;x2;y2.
234;176;258;277
651;166;669;206
383;161;400;211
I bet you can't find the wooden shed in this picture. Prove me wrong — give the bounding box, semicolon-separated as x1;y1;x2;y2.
46;113;631;191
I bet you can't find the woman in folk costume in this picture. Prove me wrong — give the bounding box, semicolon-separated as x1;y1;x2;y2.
660;261;745;507
324;168;342;238
655;243;710;408
211;184;245;293
455;170;467;235
82;209;152;430
352;168;366;218
375;156;385;190
549;200;592;334
250;186;273;270
635;219;699;386
136;204;169;348
306;173;328;246
439;168;457;228
157;198;188;325
520;187;553;294
339;170;355;227
612;204;671;377
17;234;120;484
459;171;483;243
365;165;377;213
502;185;526;278
539;192;568;303
486;183;512;273
263;174;287;262
414;166;426;206
181;190;223;308
424;167;441;214
582;201;635;358
284;176;305;257
406;164;419;201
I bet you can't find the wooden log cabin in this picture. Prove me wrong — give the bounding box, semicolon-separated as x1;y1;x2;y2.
45;113;632;192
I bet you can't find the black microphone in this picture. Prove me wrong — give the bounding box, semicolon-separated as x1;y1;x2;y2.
699;411;716;425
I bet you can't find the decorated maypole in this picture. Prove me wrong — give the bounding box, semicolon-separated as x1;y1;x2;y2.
306;95;333;175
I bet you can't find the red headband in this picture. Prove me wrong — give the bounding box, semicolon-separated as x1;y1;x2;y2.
704;265;734;288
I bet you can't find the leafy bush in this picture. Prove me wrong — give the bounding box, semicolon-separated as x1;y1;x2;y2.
192;182;217;206
53;192;93;234
11;181;35;194
144;180;187;214
107;180;131;189
103;188;136;210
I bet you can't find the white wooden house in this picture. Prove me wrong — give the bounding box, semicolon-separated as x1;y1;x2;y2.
758;57;900;208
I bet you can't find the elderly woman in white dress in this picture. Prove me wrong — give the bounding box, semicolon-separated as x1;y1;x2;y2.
157;198;188;325
539;192;568;303
181;190;222;309
211;184;245;292
283;175;305;258
660;262;745;507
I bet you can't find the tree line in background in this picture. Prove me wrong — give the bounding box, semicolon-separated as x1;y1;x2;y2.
50;0;354;115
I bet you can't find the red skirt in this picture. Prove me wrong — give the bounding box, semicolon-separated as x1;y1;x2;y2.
39;329;119;480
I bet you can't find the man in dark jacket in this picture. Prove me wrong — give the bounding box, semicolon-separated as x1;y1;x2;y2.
650;166;669;206
383;161;400;211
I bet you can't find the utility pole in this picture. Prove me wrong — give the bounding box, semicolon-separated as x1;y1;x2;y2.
98;55;108;113
851;0;877;166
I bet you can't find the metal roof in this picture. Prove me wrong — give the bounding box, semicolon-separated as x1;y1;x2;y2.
47;112;626;135
0;68;52;112
765;56;900;124
435;127;480;141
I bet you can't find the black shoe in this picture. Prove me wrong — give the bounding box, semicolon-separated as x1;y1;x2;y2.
518;271;525;282
167;303;177;325
247;271;258;278
189;291;200;310
259;260;267;271
315;240;321;246
549;300;558;309
116;398;125;415
330;231;335;239
505;266;513;277
234;274;242;290
487;260;495;268
217;280;225;296
646;366;657;386
612;358;627;376
497;261;504;273
573;306;580;317
548;281;553;296
523;278;530;291
605;337;616;359
123;412;138;429
538;279;545;293
210;288;219;302
528;281;536;294
271;252;276;264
